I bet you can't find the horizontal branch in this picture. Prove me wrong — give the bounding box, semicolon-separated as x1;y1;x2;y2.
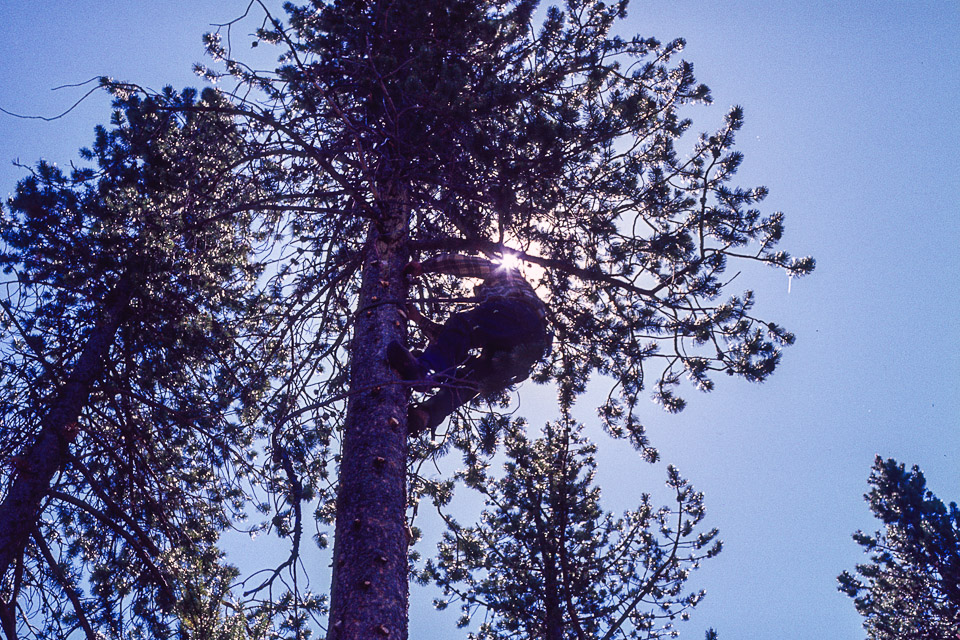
411;237;658;298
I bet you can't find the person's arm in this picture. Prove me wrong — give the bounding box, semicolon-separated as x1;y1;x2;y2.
401;302;442;341
418;253;496;279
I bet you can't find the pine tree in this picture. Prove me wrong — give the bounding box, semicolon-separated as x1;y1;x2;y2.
172;1;815;637
423;419;720;639
839;457;960;639
0;88;268;640
1;0;813;637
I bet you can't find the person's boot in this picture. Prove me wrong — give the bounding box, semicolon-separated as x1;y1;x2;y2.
407;406;431;436
387;341;427;381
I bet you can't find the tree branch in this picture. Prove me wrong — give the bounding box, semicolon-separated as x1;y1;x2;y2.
599;497;685;640
48;490;175;608
32;528;98;640
410;237;658;298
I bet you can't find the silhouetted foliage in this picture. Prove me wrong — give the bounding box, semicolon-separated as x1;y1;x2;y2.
839;457;960;640
0;88;270;640
423;419;720;639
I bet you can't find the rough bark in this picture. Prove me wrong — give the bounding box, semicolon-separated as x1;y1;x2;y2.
0;275;133;581
327;196;410;640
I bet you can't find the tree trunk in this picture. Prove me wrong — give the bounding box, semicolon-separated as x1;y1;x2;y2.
327;196;410;640
535;503;565;640
0;275;133;580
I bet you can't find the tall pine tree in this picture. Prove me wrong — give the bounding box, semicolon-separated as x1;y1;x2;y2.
189;2;811;636
424;418;720;639
0;88;268;640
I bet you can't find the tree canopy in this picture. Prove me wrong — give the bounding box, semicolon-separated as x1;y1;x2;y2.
839;457;960;640
0;1;813;639
0;88;269;639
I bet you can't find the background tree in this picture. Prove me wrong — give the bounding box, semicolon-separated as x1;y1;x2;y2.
0;88;271;640
422;418;720;640
838;456;960;640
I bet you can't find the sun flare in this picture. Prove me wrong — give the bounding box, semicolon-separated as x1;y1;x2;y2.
496;253;522;270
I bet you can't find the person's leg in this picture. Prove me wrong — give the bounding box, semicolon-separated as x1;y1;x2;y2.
394;300;539;378
417;309;477;374
388;308;476;381
401;300;549;434
409;357;483;435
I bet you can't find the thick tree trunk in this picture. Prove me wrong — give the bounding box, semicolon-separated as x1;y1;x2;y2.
327;198;410;640
0;276;133;581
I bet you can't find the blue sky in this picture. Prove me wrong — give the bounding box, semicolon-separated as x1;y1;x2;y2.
1;2;957;639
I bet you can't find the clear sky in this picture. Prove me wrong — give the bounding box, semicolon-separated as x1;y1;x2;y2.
1;2;957;639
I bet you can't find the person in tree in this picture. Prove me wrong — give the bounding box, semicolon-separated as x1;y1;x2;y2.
388;253;552;436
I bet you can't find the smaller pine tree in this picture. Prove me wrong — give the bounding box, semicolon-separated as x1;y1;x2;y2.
422;418;721;639
839;456;960;640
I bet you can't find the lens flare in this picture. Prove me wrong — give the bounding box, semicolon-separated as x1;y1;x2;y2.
497;253;521;270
